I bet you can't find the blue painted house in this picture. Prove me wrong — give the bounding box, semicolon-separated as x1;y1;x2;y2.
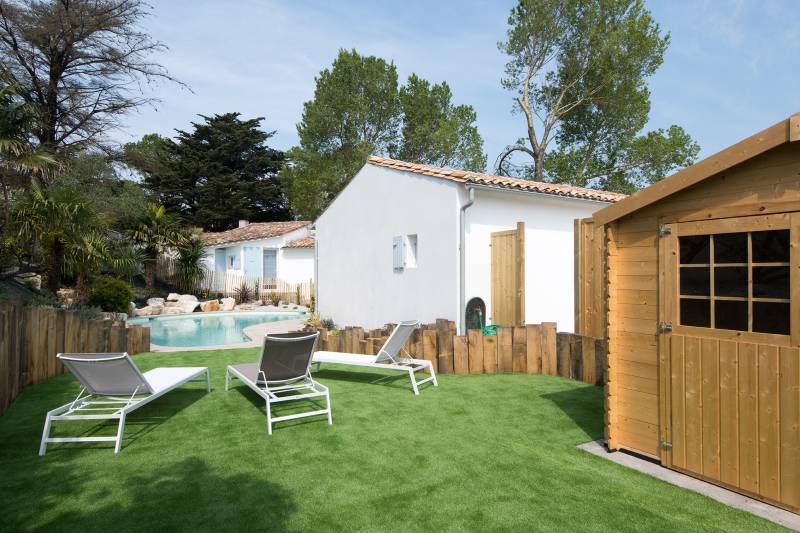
202;220;315;292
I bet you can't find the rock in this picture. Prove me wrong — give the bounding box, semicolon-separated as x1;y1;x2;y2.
56;288;77;305
176;294;200;313
234;303;256;311
200;300;220;312
164;301;182;308
128;302;137;316
147;297;165;307
14;272;41;290
135;305;162;317
220;297;235;311
161;307;184;315
166;293;180;301
56;288;76;299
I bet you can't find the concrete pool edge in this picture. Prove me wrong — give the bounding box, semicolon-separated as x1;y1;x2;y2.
128;311;308;352
126;308;307;324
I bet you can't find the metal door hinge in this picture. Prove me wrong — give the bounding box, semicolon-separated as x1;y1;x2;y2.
660;440;673;450
658;225;672;237
658;322;673;334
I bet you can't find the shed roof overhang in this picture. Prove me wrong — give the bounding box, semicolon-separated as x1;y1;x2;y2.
592;113;800;226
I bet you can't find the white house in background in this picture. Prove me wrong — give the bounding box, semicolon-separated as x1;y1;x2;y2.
202;221;315;285
315;156;626;333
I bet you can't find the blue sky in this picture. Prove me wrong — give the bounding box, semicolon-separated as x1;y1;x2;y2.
121;0;800;170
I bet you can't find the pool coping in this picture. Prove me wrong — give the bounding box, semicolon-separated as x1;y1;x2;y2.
127;306;307;324
131;311;308;352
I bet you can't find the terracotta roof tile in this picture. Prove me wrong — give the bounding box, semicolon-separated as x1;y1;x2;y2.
203;221;310;246
285;237;315;248
367;156;626;203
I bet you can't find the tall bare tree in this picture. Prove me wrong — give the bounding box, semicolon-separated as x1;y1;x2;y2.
496;0;698;193
0;0;182;158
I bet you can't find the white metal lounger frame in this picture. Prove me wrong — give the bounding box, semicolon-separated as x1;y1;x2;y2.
39;353;210;455
313;320;438;395
225;332;332;435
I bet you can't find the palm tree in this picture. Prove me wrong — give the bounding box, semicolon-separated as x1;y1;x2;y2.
175;235;208;293
15;180;97;292
0;85;56;232
64;231;109;296
130;203;187;291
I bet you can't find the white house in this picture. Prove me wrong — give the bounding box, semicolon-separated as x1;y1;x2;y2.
315;156;625;333
202;221;315;288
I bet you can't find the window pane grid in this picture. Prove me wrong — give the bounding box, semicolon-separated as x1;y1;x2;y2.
709;235;715;328
678;230;789;335
747;232;753;332
677;295;789;302
680;262;790;267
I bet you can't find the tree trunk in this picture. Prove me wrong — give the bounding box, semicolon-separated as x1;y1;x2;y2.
46;238;64;293
0;177;9;250
531;147;545;182
0;176;9;229
144;250;157;292
75;272;89;300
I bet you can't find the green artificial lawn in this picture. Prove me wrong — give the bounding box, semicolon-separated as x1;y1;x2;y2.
0;349;789;532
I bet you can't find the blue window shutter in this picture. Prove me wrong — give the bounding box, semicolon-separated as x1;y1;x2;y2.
263;249;277;278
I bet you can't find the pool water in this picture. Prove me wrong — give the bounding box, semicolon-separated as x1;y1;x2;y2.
127;312;304;347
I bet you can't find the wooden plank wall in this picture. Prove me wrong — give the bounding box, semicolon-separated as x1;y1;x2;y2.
574;218;607;339
491;229;523;327
669;336;800;512
592;140;800;512
311;320;606;384
603;143;800;458
0;300;151;416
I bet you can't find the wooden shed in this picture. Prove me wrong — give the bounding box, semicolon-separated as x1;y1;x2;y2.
576;114;800;513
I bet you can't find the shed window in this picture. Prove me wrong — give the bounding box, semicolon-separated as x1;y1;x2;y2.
678;230;790;335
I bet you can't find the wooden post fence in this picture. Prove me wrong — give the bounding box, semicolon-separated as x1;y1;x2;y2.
0;300;150;416
307;319;606;386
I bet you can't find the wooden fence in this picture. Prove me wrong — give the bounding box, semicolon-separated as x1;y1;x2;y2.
0;300;150;416
205;271;314;305
313;320;606;385
574;218;608;339
155;255;314;305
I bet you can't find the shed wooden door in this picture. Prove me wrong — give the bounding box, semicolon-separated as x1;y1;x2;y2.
659;214;800;512
490;222;525;327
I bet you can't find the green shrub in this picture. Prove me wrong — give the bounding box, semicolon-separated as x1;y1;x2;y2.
233;281;254;304
24;288;64;308
87;277;134;313
263;291;281;305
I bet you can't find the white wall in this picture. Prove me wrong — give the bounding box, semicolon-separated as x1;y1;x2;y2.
279;248;314;283
316;165;461;329
464;189;606;333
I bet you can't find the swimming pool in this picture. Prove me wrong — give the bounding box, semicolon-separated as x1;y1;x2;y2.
127;311;305;347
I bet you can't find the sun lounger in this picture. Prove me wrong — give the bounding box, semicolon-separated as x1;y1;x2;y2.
39;353;210;455
312;320;438;395
225;331;331;435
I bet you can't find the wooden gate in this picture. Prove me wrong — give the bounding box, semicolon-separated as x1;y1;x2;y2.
491;222;525;327
659;215;800;512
